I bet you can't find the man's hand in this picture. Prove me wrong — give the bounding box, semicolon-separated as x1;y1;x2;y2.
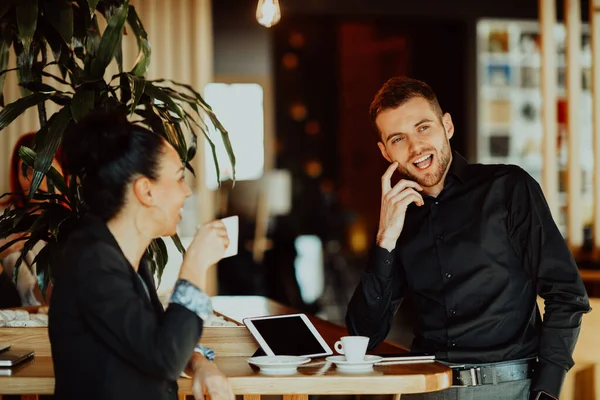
376;162;424;251
189;354;235;400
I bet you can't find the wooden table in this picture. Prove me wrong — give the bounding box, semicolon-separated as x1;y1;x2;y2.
0;296;452;399
580;269;600;283
212;296;405;355
580;269;600;297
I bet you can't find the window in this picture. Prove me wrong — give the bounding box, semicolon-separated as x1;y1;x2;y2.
204;83;265;189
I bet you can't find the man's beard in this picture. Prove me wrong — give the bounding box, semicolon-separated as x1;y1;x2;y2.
397;140;452;187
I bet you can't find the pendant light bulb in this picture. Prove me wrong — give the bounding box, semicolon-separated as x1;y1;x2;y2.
256;0;281;28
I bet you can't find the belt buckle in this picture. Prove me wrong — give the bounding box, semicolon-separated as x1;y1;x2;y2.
468;367;483;386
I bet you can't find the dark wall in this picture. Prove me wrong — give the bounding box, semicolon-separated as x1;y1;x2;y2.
212;0;272;77
279;0;588;21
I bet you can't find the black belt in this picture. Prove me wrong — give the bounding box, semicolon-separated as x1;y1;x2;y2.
451;359;535;387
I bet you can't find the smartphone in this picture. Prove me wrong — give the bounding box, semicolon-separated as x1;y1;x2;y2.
376;352;435;361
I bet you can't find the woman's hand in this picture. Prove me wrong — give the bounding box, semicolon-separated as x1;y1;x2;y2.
179;220;229;290
190;354;234;400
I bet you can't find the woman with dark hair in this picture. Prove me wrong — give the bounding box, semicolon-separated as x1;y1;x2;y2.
48;111;234;400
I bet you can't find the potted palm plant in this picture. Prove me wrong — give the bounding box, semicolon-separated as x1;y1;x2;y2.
0;0;234;299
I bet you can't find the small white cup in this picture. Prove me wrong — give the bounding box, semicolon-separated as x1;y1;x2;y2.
334;336;369;362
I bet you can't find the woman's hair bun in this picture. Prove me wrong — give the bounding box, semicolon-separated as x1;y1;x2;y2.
61;110;132;177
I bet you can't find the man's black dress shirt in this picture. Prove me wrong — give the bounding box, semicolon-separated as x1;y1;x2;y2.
346;152;591;397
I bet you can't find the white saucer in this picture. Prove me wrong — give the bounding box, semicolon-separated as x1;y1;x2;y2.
326;355;383;372
247;355;311;375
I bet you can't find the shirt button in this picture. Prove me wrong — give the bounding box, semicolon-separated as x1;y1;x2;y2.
450;341;456;347
376;296;381;301
384;259;391;265
445;272;452;279
437;234;444;240
434;201;439;205
450;309;456;315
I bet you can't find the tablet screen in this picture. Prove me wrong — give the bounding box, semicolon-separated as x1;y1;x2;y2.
248;315;330;356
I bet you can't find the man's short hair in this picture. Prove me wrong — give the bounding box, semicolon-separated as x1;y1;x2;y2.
369;77;443;139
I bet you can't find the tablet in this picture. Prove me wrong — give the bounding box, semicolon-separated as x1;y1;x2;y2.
243;313;333;358
0;348;34;367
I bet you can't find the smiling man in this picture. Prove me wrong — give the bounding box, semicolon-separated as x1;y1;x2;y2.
345;77;591;400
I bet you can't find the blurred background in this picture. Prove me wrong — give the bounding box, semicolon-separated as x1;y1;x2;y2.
1;0;599;350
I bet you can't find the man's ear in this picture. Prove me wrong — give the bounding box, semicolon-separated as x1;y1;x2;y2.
442;112;454;140
377;142;392;163
132;177;154;207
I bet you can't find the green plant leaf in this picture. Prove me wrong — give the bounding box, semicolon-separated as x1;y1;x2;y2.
18;146;69;199
115;34;123;73
0;0;15;20
126;5;150;77
185;161;195;176
171;234;185;255
186;126;198;161
12;232;46;284
203;129;220;184
42;203;71;238
85;15;101;60
48;93;71;106
41;18;68;66
12;39;30;91
41;71;71;86
72;1;90;59
118;72;131;103
0;236;27;256
0;211;39;237
0;67;20;78
151;104;187;161
143;82;184;119
154;237;168;287
35;245;51;301
0;92;49;131
16;0;38;53
98;3;123;73
30;107;72;198
153;79;236;180
71;87;95;122
45;0;74;45
127;73;145;115
21;81;58;94
89;0;128;79
88;0;100;15
0;29;11;107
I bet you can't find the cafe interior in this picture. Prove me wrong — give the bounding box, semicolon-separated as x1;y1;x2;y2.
0;0;599;399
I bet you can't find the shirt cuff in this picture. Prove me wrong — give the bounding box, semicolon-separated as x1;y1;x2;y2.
530;359;567;398
194;344;215;361
169;279;213;321
368;244;396;279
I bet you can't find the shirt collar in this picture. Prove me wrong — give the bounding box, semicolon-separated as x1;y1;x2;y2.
447;151;469;184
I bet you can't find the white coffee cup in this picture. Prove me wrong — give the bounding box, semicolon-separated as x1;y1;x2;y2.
334;336;369;362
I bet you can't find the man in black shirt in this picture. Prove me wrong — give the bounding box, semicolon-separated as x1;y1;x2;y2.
346;77;591;400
